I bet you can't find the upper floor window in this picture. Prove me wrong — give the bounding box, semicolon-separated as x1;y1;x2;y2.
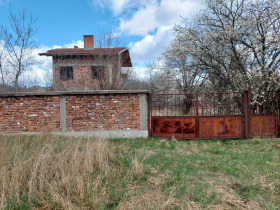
91;66;104;80
60;66;73;81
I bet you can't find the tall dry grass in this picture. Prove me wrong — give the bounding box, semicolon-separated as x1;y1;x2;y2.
0;133;115;209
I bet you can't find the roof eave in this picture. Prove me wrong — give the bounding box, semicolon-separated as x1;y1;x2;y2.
39;52;123;56
120;49;132;67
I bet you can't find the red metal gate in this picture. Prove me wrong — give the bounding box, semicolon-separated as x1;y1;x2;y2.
150;91;279;139
247;91;279;138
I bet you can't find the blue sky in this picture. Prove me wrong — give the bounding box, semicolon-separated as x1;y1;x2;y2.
0;0;203;81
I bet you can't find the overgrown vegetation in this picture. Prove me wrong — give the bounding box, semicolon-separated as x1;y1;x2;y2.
0;134;279;209
152;0;280;106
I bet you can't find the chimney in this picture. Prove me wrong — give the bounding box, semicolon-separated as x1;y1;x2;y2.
84;35;94;48
74;46;78;48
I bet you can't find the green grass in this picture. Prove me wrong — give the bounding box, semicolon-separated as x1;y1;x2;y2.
109;137;280;209
0;135;279;209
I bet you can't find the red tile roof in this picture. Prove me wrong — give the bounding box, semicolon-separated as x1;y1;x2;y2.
39;47;132;67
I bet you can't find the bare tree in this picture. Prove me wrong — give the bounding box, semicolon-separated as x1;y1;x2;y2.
94;32;131;90
122;78;150;90
149;62;180;93
0;26;7;87
95;31;123;48
3;10;38;91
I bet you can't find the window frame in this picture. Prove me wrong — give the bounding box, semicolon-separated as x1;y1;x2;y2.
60;66;73;81
91;66;105;80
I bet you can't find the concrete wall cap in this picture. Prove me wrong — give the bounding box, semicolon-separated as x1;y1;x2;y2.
0;90;150;97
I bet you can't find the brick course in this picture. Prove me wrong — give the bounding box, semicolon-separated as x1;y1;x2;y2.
0;91;145;134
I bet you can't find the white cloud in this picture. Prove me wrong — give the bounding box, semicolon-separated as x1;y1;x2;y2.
132;67;150;80
53;40;84;49
18;45;53;87
111;0;131;15
91;0;203;68
129;25;172;62
120;4;158;36
92;0;152;16
120;0;203;66
64;40;84;48
119;0;203;36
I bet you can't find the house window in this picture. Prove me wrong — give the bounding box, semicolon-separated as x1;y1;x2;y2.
91;66;104;80
60;66;73;81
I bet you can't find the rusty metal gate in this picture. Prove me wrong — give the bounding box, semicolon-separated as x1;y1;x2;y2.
248;91;279;138
150;91;279;139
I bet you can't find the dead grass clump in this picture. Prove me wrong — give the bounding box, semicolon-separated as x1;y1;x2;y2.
0;134;115;209
148;173;169;186
186;201;202;210
156;139;170;145
251;138;262;144
256;176;276;193
131;156;144;177
212;185;261;210
171;137;178;143
92;138;113;171
176;146;198;155
272;144;280;149
117;190;184;209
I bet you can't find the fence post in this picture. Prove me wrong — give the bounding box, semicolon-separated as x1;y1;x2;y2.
147;92;151;137
243;89;250;139
195;93;199;139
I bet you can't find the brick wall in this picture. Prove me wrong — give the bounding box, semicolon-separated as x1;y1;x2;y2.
66;94;140;131
0;96;60;133
0;91;148;136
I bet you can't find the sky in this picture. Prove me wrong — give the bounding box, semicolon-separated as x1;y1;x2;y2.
0;0;203;84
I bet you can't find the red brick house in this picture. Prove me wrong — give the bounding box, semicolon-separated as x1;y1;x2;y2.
39;35;132;90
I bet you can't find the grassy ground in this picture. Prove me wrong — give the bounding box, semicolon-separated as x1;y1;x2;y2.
0;134;279;209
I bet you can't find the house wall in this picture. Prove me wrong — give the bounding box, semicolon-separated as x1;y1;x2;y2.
0;90;149;138
53;55;122;90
